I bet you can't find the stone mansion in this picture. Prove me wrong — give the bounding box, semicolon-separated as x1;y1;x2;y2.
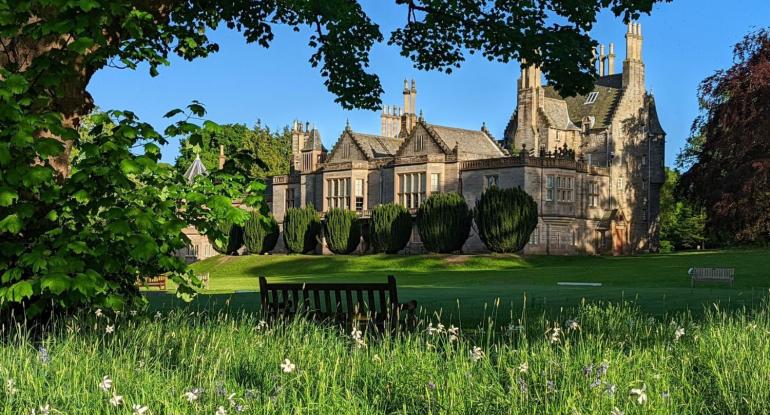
264;23;666;255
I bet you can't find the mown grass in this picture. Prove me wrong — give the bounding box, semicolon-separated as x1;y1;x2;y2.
148;249;770;324
2;300;770;414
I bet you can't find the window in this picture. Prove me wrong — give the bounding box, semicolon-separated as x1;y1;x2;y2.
587;181;599;207
398;173;426;209
326;178;351;210
430;173;440;193
529;227;539;245
484;175;499;190
572;229;579;246
546;175;555;201
616;177;625;194
302;153;311;170
584;91;599;105
642;178;647;190
285;188;296;210
641;154;647;165
341;142;351;159
354;179;364;211
414;133;425;152
556;176;573;202
587;153;593;166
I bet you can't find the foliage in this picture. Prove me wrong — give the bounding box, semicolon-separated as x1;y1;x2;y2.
370;204;413;254
659;168;706;251
243;211;279;255
474;186;539;253
4;300;770;413
208;219;244;256
324;208;361;255
283;206;321;254
175;123;291;181
0;103;262;316
415;193;472;253
680;28;770;244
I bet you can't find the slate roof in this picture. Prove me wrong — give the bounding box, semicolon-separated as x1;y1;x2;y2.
349;131;402;160
428;124;506;158
302;128;326;151
647;96;666;135
543;74;623;129
542;98;581;130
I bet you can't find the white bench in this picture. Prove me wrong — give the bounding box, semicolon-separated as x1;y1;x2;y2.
689;267;734;287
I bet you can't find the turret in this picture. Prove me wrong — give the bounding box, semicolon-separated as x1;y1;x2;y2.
623;22;645;89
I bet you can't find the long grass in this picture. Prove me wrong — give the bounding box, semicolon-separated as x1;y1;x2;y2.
2;300;770;414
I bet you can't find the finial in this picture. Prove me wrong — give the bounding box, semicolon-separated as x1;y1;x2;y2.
411;79;416;91
419;109;424;120
345;118;351;130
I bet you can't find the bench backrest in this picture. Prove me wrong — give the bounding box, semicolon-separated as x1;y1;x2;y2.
691;267;734;279
259;275;400;328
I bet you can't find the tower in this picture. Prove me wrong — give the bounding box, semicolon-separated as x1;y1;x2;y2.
513;61;544;151
290;121;325;173
622;23;645;89
400;79;418;137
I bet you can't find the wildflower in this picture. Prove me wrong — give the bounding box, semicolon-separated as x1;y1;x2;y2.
234;404;245;413
129;310;138;317
95;308;104;318
132;404;149;415
256;320;268;330
110;394;124;407
216;382;227;397
183;388;200;402
470;346;484;362
426;323;437;336
427;381;436;390
351;327;366;348
674;327;685;341
547;327;562;344
6;378;18;395
281;359;296;373
610;408;624;415
105;325;115;334
748;323;758;330
605;383;617;396
216;406;227;415
518;362;529;374
31;404;50;415
99;376;113;392
546;379;556;393
228;393;236;406
597;361;609;377
630;385;648;405
372;354;382;363
154;311;162;320
38;346;50;364
661;391;670;399
589;378;602;389
582;364;594;378
448;325;460;342
244;389;256;399
565;319;580;331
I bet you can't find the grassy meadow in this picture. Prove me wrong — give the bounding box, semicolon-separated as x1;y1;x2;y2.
2;301;770;414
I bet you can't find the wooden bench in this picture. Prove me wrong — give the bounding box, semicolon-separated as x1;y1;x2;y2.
259;275;417;331
140;275;167;290
689;267;734;287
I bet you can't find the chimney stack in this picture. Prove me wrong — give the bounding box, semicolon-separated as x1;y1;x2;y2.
599;45;606;77
608;43;616;75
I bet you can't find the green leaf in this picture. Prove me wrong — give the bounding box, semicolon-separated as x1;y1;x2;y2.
8;280;33;302
0;143;10;165
120;159;141;174
0;214;22;234
104;294;125;310
163;108;184;118
78;0;100;11
35;138;64;158
0;187;19;206
72;190;90;204
68;37;95;53
41;274;71;295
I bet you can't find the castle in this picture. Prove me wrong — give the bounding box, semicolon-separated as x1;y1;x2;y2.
181;23;665;260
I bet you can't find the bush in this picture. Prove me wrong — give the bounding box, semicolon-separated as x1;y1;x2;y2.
283;205;321;254
416;192;472;253
370;203;412;253
243;211;279;254
324;208;361;254
474;186;538;253
208;219;244;255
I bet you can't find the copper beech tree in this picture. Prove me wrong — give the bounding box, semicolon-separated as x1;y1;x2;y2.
0;0;669;315
680;28;770;244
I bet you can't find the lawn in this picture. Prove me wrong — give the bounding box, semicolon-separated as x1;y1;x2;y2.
148;249;770;324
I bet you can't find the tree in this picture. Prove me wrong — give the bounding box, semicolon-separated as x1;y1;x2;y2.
659;168;706;251
679;28;770;244
370;204;413;254
175;123;291;181
243;211;279;255
283;205;321;254
474;186;538;253
324;208;361;255
208;219;244;255
416;193;472;253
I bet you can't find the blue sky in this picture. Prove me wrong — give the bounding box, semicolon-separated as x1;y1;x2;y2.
89;0;770;167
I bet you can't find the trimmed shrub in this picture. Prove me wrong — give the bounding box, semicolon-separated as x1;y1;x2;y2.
474;186;538;253
324;208;361;254
370;203;412;254
416;192;472;253
243;211;279;254
208;220;244;255
283;205;321;254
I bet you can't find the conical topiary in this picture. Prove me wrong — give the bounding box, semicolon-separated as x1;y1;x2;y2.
416;192;472;253
282;205;321;254
474;186;538;253
370;203;412;254
243;211;279;254
324;208;361;254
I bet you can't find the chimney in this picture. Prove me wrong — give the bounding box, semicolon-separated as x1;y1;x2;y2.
599;45;606;76
218;145;225;170
410;79;416;116
608;43;616;75
623;22;645;89
403;79;411;114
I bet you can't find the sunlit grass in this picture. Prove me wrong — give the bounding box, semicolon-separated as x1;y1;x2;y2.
3;299;770;414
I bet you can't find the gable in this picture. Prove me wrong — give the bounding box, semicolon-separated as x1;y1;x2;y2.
326;132;367;163
396;123;446;157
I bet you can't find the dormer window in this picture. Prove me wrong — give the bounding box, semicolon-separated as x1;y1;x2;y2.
584;92;599;105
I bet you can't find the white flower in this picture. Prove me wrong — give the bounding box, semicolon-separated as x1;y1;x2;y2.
610;408;624;415
630;384;648;405
547;327;562;344
95;308;104;318
132;404;149;415
129;310;138;317
183;389;199;402
216;406;227;415
350;327;366;347
29;404;50;415
748;323;758;330
227;392;236;406
6;378;18;395
110;394;124;407
280;359;296;373
256;320;268;330
105;325;115;334
565;319;580;331
447;325;460;341
154;311;162;320
99;375;113;392
674;327;685;341
518;362;529;374
426;323;437;336
470;346;484;362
